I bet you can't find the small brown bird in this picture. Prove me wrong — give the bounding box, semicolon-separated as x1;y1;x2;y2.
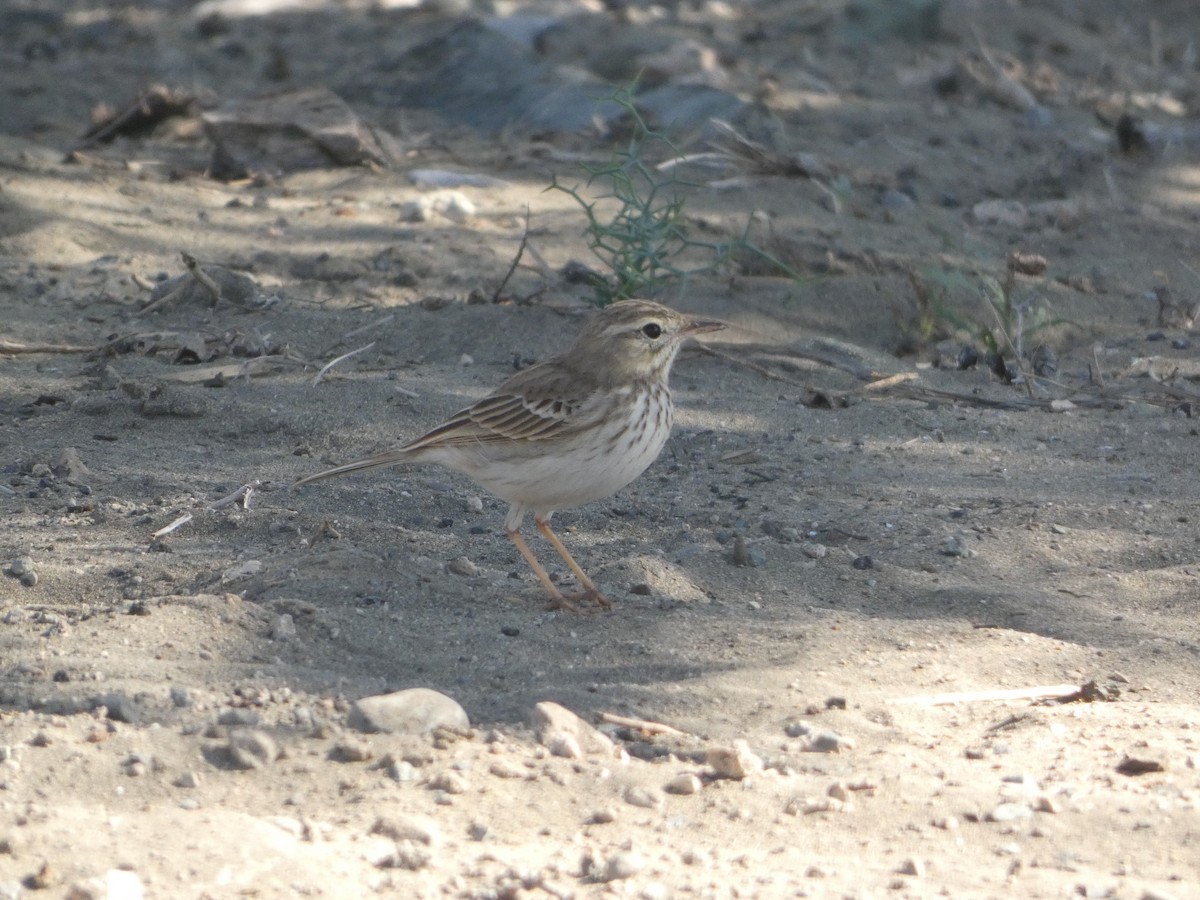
295;300;725;609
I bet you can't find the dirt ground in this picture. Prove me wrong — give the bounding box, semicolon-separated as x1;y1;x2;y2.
2;0;1200;897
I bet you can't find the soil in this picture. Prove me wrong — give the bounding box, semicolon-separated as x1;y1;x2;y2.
2;1;1199;897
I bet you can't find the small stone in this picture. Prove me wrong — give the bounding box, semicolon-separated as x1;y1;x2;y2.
488;759;526;779
52;448;90;480
169;686;194;708
932;815;959;830
269;614;297;641
18;572;37;588
665;773;702;795
174;771;201;789
1116;756;1166;776
8;558;34;578
940;533;975;557
897;858;925;877
217;708;260;727
587;808;618;824
371;814;441;847
623;785;665;810
801;543;828;559
392;841;433;870
1034;795;1060;814
464;496;484;513
804;731;853;753
446;556;479;577
97;693;139;724
227;729;279;769
546;732;582;759
385;759;420;783
427;770;468;794
707;740;764;779
532;701;617;758
349;688;469;735
602;851;645;882
333;738;373;762
986;803;1033;823
468;822;488;841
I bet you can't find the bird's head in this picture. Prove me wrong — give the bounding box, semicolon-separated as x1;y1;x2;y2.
571;300;726;383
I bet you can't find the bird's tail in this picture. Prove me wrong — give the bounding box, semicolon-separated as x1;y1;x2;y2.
292;448;416;488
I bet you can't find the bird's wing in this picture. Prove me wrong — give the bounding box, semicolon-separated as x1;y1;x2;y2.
405;363;595;449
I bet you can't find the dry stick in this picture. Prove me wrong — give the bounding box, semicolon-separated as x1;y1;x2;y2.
863;371;918;391
1;338;96;354
341;314;394;343
312;342;375;386
182;252;222;306
140;279;190;315
151;513;193;538
887;683;1082;707
694;344;808;387
598;712;692;737
492;205;530;303
208;480;263;512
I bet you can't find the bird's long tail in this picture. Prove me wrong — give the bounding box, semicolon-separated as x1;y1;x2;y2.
292;448;416;487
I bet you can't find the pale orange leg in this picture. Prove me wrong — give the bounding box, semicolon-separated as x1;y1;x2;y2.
506;528;579;612
536;518;612;608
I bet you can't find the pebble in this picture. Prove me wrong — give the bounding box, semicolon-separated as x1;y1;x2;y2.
65;869;144;900
217;708;259;727
52;448;90;480
8;557;35;578
940;533;975;558
464;496;484;513
427;771;468;794
488;759;526;779
446;556;479;577
348;688;469;734
385;759;420;783
665;773;702;795
227;729;278;769
986;803;1033;823
269;613;297;641
174;771;201;789
803;731;853;753
371;814;441;847
897;858;925;877
333;738;373;762
169;686;193;708
532;701;617;758
623;785;665;810
707;740;764;779
588;808;618;824
603;851;646;882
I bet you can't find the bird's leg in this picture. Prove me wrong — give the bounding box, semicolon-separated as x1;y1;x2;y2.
536;517;612;608
505;527;579;612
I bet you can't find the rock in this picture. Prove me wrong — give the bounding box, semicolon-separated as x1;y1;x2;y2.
804;731;854;753
545;733;583;759
488;759;525;779
623;785;665;810
665;773;702;795
445;556;479;577
8;558;35;578
602;851;646;882
95;693;139;724
531;701;617;758
897;858;925;877
66;870;144;900
986;803;1033;823
227;729;278;769
174;771;201;789
349;688;469;735
202;87;390;178
371;814;441;847
269;614;296;641
707;740;764;779
217;708;259;727
427;771;468;795
169;686;193;708
51;448;89;480
332;738;373;762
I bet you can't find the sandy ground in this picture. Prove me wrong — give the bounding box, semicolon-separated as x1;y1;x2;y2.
2;0;1200;897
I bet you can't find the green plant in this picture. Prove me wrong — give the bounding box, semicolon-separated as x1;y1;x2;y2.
549;84;800;305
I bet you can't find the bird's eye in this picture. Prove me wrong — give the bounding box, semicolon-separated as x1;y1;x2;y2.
641;322;663;339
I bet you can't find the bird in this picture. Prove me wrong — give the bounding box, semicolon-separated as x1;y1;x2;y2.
294;299;725;610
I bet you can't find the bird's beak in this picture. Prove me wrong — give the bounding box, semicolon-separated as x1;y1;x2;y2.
682;317;727;337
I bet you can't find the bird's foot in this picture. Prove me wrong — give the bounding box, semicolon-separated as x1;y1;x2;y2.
545;586;611;612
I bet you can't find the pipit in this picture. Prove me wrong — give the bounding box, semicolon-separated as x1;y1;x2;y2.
294;299;725;609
